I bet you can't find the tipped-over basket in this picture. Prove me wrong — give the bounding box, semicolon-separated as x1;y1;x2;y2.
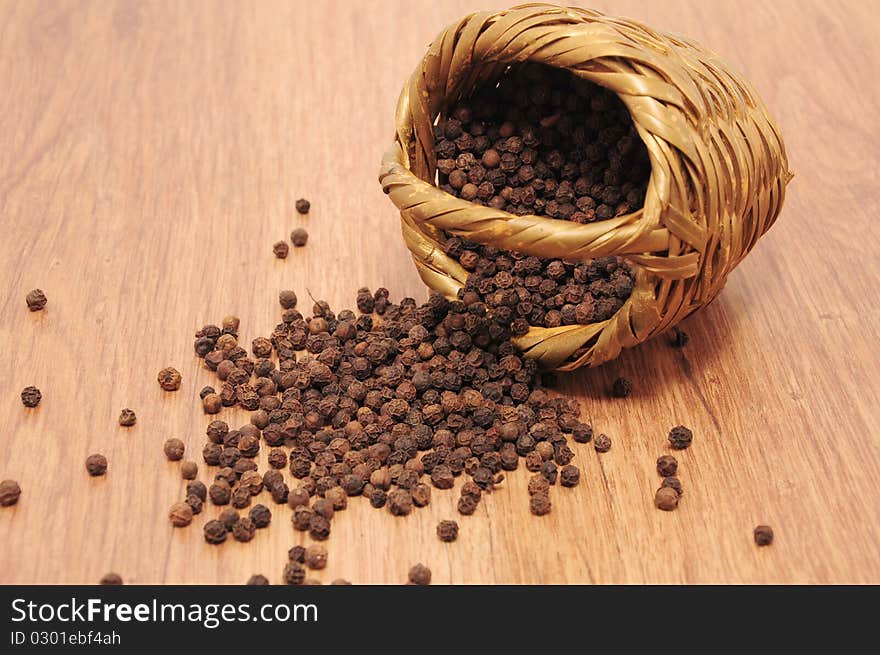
379;3;791;371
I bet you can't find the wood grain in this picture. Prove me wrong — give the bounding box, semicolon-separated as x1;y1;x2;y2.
1;0;878;585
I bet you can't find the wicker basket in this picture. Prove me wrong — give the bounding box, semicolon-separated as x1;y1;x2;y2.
379;3;791;371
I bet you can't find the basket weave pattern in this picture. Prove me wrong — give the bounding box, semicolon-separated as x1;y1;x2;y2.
379;4;791;370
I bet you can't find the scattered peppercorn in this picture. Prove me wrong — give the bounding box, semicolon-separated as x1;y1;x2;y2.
529;493;552;516
20;386;42;408
611;377;632;398
408;563;432;585
247;574;269;585
202;393;222;414
0;480;22;507
754;525;774;546
168;501;193;527
668;425;693;450
232;517;256;542
295;198;311;214
163;438;185;461
86;454;108;477
100;573;123;585
656;455;678;477
661;476;683;496
249;504;271;528
654;486;679;511
594;433;612;453
560;464;580;487
291;228;308;247
204;519;227;544
273;241;289;259
304;545;327;570
279;290;298;309
157;367;182;391
118;408;136;427
180;461;198;480
26;288;48;311
437;519;459;542
283;562;306;585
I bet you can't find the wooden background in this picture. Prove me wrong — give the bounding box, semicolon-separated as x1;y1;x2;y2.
1;0;878;585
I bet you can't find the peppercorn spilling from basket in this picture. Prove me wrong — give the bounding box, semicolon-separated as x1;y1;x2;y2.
181;286;597;581
431;63;647;330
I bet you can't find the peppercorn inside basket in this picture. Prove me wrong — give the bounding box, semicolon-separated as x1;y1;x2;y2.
379;4;791;371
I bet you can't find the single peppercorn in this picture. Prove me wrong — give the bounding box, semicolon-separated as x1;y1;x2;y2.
295;198;311;214
279;290;298;309
661;476;683;496
529;493;552;516
656;455;678;477
437;519;459;542
457;494;479;515
408;563;432;585
331;578;351;585
572;422;593;443
559;464;580;487
611;377;633;398
308;514;331;541
594;433;612;453
168;501;193;527
232;517;256;542
187;480;207;501
654;486;679;511
668;425;693;450
163;438;185;461
100;573;123;585
202;393;222;414
754;525;774;546
273;240;289;259
387;489;413;516
247;574;269;585
26;288;47;311
180;460;198;480
185;494;203;515
157;367;182;391
249;504;271;528
118;408;136;427
86;454;108;476
209;481;231;506
305;545;328;570
291;228;308;247
20;386;42;408
283;562;306;585
204;520;227;544
0;480;22;507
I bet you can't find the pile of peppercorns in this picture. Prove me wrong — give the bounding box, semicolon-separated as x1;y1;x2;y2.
181;286;602;583
431;63;649;332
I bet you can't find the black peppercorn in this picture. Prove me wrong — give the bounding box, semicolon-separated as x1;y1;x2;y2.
408;563;432;585
118;408;136;426
291;228;308;247
305;545;328;570
754;525;774;546
657;455;678;477
26;288;47;311
247;574;269;585
249;504;271;528
273;241;290;258
20;386;41;408
295;198;311;214
594;433;612;453
163;438;185;461
157;367;182;391
0;480;22;507
611;377;632;398
204;519;227;544
99;573;123;585
668;425;693;450
437;519;459;542
654;486;679;511
232;517;256;542
86;454;107;476
559;464;580;487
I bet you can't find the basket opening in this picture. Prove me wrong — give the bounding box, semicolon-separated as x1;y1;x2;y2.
428;63;650;336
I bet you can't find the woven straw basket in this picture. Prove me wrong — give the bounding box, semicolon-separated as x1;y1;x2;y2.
379;3;792;371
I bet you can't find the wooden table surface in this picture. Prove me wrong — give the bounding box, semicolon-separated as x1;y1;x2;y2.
1;0;878;585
